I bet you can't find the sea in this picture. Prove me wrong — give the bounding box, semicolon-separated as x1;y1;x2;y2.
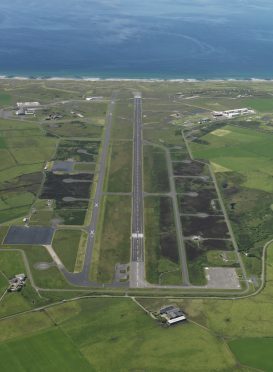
1;0;273;80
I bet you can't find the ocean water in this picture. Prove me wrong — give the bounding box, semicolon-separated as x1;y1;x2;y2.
0;0;273;79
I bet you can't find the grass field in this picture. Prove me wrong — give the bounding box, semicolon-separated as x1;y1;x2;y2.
229;337;273;371
0;251;26;278
95;195;131;283
0;328;92;372
0;226;9;243
0;250;49;317
30;209;54;226
73;162;96;172
0;251;26;302
143;145;170;193
135;244;273;369
111;100;133;140
145;196;181;285
0;297;237;371
0;92;12;105
12;245;73;289
44;121;103;139
52;229;83;272
0;119;57;224
143;123;183;147
141;242;273;337
190;125;273;192
107;140;132;192
241;97;273;112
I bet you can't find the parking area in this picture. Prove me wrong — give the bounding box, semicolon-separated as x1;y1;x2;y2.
115;263;129;282
4;226;54;245
204;267;241;289
52;161;74;173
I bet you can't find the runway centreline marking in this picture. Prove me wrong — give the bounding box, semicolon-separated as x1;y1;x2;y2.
130;94;145;286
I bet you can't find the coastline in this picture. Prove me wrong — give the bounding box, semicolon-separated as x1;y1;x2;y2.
1;75;273;83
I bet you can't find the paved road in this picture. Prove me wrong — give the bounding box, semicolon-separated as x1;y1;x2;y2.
62;95;116;286
130;94;146;288
164;148;190;286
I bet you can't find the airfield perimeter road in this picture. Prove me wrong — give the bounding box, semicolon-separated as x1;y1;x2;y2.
62;95;117;286
130;94;146;288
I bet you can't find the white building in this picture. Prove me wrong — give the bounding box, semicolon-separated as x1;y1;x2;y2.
17;102;40;108
212;108;255;119
85;96;103;101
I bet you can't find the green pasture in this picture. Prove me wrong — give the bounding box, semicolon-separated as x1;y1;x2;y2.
49;298;235;371
7;136;56;164
0;118;56;223
191;125;273;192
145;242;273;339
143;145;170;193
0;283;45;319
0;163;43;184
52;229;82;272
0;251;26;278
95;195;131;283
143;122;183;147
206;250;239;267
0;274;7;298
54;209;87;226
0;149;16;171
138;243;273;369
74;162;96;172
0;119;38;131
0;92;12;105
30;210;54;226
44;121;103;138
241;97;273;112
0;192;34;210
0;137;7;149
0;312;52;344
0;226;9;243
159;268;182;285
0;250;48;317
0;297;236;372
0;251;25;299
111;100;133;140
185;95;273;113
0;328;91;372
0;205;30;224
107;140;132;192
229;337;273;371
14;245;72;289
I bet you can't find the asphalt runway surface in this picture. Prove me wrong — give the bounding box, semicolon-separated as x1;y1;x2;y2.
4;226;54;245
131;95;144;263
62;95;118;286
130;95;146;288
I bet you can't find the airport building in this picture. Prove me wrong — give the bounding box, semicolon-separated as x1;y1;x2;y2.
8;273;27;292
17;102;40;108
212;108;255;119
160;305;186;325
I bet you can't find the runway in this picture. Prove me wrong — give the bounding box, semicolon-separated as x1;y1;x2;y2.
62;96;116;286
130;94;145;288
